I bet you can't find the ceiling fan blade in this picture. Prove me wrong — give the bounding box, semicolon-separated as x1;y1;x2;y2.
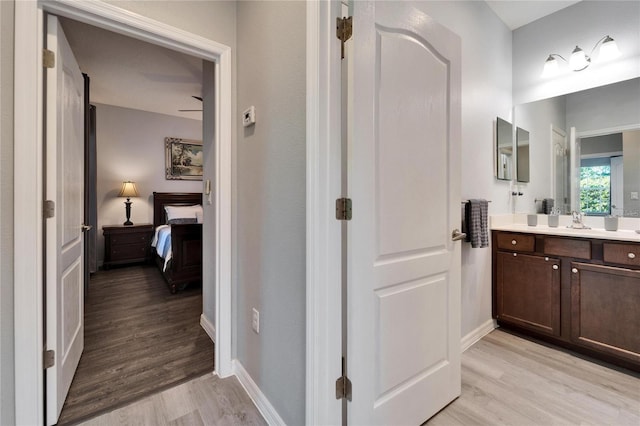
178;109;202;112
192;96;203;102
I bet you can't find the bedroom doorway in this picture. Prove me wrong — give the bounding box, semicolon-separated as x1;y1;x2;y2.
50;14;217;426
13;2;233;424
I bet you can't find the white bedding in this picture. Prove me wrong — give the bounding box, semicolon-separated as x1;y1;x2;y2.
151;225;172;271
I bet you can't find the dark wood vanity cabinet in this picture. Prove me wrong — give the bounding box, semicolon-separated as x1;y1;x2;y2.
570;262;640;364
492;230;640;371
495;252;560;336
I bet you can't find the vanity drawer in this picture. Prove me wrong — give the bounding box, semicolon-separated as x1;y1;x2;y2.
603;243;640;267
545;237;591;260
496;232;535;252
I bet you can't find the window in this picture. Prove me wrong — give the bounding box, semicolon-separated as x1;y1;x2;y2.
579;158;611;215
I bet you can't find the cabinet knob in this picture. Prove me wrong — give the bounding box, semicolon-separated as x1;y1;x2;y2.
628;252;636;259
511;240;517;245
572;268;578;274
513;253;517;257
552;265;559;270
545;257;549;261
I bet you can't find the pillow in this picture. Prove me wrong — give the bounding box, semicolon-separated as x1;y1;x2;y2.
164;204;203;222
168;218;197;225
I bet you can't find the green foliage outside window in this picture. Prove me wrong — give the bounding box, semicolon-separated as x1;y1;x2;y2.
580;165;610;214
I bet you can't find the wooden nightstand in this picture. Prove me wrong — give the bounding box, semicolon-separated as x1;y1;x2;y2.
103;224;154;269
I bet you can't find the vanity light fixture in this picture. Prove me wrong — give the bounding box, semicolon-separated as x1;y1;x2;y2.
542;35;620;77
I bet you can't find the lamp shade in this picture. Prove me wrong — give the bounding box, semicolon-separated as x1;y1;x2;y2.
598;36;620;61
541;55;560;78
569;46;590;71
118;181;139;198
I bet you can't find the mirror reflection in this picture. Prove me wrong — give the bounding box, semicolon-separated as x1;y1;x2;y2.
516;127;530;183
496;117;513;181
515;77;640;217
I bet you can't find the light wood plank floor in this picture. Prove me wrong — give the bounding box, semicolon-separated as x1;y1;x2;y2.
78;373;266;426
428;329;640;425
76;328;638;425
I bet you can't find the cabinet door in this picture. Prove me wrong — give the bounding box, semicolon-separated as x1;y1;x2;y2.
496;252;561;336
571;263;640;363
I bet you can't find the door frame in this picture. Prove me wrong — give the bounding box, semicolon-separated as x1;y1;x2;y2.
14;1;233;424
305;1;343;424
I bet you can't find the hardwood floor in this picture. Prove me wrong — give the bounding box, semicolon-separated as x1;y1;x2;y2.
428;329;640;425
58;265;213;425
78;373;266;426
74;327;638;425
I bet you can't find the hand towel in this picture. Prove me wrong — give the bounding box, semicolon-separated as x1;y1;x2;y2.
465;199;489;248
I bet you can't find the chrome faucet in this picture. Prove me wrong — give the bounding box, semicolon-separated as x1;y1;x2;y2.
568;211;591;229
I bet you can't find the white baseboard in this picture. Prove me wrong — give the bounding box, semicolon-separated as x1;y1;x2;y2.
461;319;497;352
233;360;286;426
200;314;216;343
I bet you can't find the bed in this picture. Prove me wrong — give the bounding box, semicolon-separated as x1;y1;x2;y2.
152;192;203;293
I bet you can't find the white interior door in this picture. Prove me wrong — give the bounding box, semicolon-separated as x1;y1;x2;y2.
551;126;567;213
570;128;580;212
347;2;462;424
45;14;85;425
610;156;624;216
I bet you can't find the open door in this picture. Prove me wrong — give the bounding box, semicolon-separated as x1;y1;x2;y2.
610;156;624;216
570;127;580;212
551;126;568;213
347;2;462;424
45;15;86;425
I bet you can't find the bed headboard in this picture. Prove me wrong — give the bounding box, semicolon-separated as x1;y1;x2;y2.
153;192;203;228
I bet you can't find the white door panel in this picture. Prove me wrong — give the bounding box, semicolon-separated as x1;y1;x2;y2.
45;14;85;426
610;156;623;216
348;2;461;425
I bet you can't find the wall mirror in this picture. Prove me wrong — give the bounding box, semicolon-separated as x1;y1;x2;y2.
496;117;513;181
515;77;640;216
516;127;530;183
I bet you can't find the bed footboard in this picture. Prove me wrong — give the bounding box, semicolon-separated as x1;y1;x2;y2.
160;223;203;293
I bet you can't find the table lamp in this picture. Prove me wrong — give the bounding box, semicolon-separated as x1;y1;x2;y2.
118;181;139;226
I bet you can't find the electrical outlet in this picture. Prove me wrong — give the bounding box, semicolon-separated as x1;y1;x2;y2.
252;308;260;334
631;192;639;200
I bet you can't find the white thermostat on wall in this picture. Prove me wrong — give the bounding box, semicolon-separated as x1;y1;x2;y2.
242;106;256;127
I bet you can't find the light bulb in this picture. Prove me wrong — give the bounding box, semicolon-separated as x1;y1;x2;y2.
569;46;590;71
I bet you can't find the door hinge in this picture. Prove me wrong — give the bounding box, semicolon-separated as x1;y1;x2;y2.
336;16;353;59
44;349;55;369
335;375;352;401
336;198;352;221
43;49;55;69
44;200;55;219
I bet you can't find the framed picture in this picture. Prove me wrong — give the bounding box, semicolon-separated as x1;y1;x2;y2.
165;137;203;180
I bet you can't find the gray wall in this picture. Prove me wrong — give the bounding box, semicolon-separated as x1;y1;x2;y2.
236;2;306;424
581;134;623;156
515;95;567;206
565;78;640;133
0;1;15;424
93;103;202;266
411;1;513;340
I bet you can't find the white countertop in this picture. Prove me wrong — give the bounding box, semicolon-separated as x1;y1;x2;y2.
490;214;640;243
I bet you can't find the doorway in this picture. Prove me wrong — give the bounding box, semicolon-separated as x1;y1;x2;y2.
51;15;214;423
13;2;233;424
